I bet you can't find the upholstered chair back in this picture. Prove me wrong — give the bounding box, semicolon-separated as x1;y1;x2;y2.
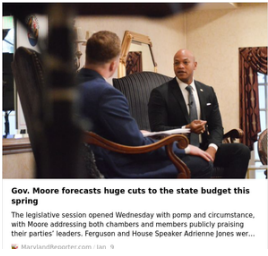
12;47;45;171
11;47;102;178
113;71;172;131
258;129;267;166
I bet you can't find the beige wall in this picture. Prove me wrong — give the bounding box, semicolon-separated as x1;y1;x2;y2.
76;3;267;131
75;14;186;80
186;3;267;131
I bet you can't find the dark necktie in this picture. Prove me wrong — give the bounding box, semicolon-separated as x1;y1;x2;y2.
186;85;199;146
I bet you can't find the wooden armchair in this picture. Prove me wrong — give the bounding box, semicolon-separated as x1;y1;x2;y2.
84;132;190;178
11;47;190;178
113;71;244;178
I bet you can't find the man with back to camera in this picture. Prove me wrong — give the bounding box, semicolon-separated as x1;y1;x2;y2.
148;49;250;178
77;31;214;178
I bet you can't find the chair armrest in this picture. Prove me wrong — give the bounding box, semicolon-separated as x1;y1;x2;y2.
83;131;190;178
223;128;244;143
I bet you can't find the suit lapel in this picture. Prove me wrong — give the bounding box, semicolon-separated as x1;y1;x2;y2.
170;79;190;123
195;81;206;120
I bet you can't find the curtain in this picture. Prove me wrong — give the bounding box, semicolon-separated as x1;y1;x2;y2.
239;47;267;150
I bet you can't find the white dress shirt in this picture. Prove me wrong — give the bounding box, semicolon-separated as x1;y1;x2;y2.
176;77;201;119
176;77;218;151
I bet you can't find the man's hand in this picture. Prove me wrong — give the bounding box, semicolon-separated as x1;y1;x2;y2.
186;120;207;134
188;145;213;162
206;146;216;162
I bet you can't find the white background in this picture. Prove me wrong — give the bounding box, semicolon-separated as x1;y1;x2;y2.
1;179;267;254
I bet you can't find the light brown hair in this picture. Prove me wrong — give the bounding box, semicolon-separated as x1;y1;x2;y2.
86;30;121;65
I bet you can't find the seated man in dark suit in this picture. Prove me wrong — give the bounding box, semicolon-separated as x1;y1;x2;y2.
77;31;214;178
148;49;250;178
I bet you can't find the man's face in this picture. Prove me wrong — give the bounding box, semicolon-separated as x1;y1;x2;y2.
173;50;197;84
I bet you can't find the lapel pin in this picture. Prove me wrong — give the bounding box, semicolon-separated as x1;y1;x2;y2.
200;89;203;92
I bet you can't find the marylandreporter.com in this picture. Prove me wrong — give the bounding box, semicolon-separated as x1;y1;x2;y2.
20;244;94;249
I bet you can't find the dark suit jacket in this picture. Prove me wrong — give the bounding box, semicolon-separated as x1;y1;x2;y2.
148;78;224;149
78;69;186;178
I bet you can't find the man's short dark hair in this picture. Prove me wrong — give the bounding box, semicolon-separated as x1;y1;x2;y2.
86;30;121;65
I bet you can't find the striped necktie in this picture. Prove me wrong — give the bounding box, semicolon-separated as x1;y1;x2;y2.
186;85;199;146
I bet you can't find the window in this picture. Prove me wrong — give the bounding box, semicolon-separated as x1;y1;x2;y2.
250;73;268;178
2;16;16;138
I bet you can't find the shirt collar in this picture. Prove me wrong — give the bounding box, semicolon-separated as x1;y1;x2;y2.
176;77;196;91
